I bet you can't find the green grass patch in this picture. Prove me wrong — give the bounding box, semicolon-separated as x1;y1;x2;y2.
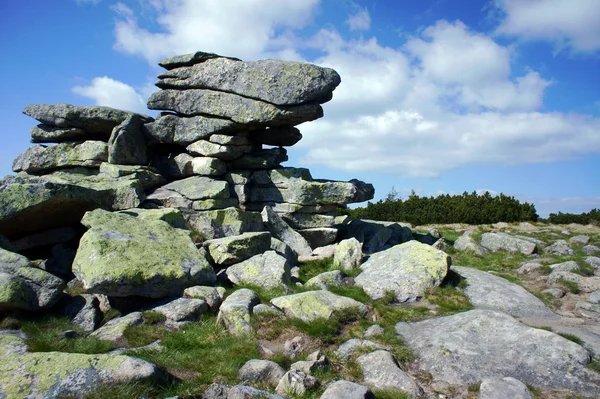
451;250;529;274
123;323;166;348
558;333;584;345
99;308;121;327
425;286;473;316
439;229;461;244
78;381;162;399
142;311;167;325
372;389;412;399
586;361;600;373
557;278;581;294
298;257;335;282
328;285;372;304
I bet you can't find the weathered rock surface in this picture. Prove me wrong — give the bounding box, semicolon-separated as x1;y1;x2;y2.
185;207;264;240
0;248;65;311
334;339;391;361
154;153;227;178
204;232;272;266
147;89;323;126
202;383;284;399
158;51;239;70
547;271;600;293
0;170;144;239
270;290;367;322
453;266;556;318
23;104;152;136
59;294;102;333
73;209;215;297
453;230;488;255
262;206;312;257
320;380;374;399
298;227;338;249
156;57;340;105
226;251;291;289
583;245;600;255
145;113;237;145
148;176;230;206
480;232;537;255
30;124;88;143
90;312;143;345
183;285;226;311
231;148;288;170
118;207;187;229
544;239;575;255
0;330;165;399
107;114;147;165
479;377;533;399
217;288;260;335
305;270;344;290
570;235;590;245
238;359;285;387
355;241;450;302
395;309;600;396
186;140;252;160
13;141;108;173
333;238;363;270
152;297;209;329
357;350;422;398
275;370;317;397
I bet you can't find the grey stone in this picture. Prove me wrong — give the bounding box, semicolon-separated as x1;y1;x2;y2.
586;256;600;271
453;266;557;318
570;235;590;245
298;228;338;249
333;238;363;271
305;270;344;290
356;350;422;397
0;247;65;311
517;261;543;275
589;290;600;304
334;339;391;361
250;126;302;147
145;113;237;145
91;312;143;345
270;237;297;264
187;140;252;160
147;89;323;126
73;209;216;298
543;239;575;255
479;377;533;399
238;359;285;387
202;383;284;399
543;288;565;298
270;290;367;322
204;232;272;266
98;163;166;190
281;213;338;229
576;301;600;313
149;176;229;203
549;260;580;272
454;230;488;255
355;241;450;302
275;370;317;397
320;380;374;399
156;57;340;105
395;309;600;395
23;104;152;137
209;133;251;146
185;207;263;240
432;237;451;251
158;51;239;70
13;141;108;173
547;271;600;293
312;244;336;259
108;114;147;165
582;245;600;255
217;288;260;335
183;285;226;311
30;124;88;143
226;251;291;290
231;148;288;170
480;232;537;255
0;330;165;398
262;205;312;258
152;297;209;329
118;207;188;229
252;304;283;316
363;325;385;339
59;294;102;333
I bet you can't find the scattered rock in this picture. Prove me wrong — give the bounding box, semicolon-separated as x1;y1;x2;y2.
275;370;317;397
151;297;209;329
589;290;600;304
582;245;600;255
547;271;600;293
334;339;391;361
549;260;580;273
479;377;533;399
454;230;488;255
90;312;143;346
202;383;285;399
270;290;367;322
320;380;374;399
305;270;345;290
363;325;385;339
217;288;260;335
183;286;226;311
238;359;285;387
59;294;102;333
356;350;422;398
543;288;565;298
480;232;537;255
544;239;575;255
570;235;590;245
333;238;363;271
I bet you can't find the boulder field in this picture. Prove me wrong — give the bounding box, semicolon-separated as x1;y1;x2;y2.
1;51;600;398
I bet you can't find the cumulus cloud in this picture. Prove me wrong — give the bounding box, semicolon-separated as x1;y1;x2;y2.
112;0;318;64
493;0;600;54
346;9;371;31
72;76;148;114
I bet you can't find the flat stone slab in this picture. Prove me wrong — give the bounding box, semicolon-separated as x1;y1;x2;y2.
480;232;537;255
13;141;108;173
453;266;557;318
395;309;600;396
270;290;367;322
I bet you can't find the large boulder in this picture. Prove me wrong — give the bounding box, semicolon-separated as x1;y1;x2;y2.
226;251;291;289
204;232;272;266
0;248;65;311
354;241;450;302
147;89;323;126
261;206;312;258
144;113;236;145
156;57;340;105
22;104;153;137
0;330;165;398
12;141;108;173
480;232;537;255
395;309;600;396
72;209;216;297
90;312;143;345
270;290;367;322
453;266;557;318
0;170;144;239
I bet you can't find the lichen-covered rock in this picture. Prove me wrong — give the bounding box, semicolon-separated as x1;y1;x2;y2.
202;383;284;399
72;209;215;297
58;294;102;333
454;230;488;255
270;290;367;322
305;270;344;290
333;238;363;270
480;377;533;399
98;163;165;190
30;124;88;143
153;153;227;178
144;113;237;145
183;285;226;311
0;170;144;239
543;239;575;255
226;251;291;290
354;241;449;302
151;297;209;329
216;288;260;335
12;141;108;173
158;50;239;70
549;260;580;273
395;309;600;396
186;207;264;240
480;232;537;255
547;271;600;293
320;380;374;399
238;359;285;388
90;312;143;345
356;350;422;398
147;89;323;126
148;176;230;205
334;339;391;361
204;232;272;266
0;330;165;399
186;140;252;160
0;247;65;311
23;104;153;136
107;114;147;165
156;57;341;106
262;206;312;258
118;207;187;229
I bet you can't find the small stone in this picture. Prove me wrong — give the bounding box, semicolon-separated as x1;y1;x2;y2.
238;359;285;387
544;239;575;255
90;312;143;346
582;245;600;255
356;350;422;397
549;261;580;273
305;270;345;290
589;290;600;304
570;235;590;245
320;380;374;399
543;288;565;298
334;339;391;361
275;370;317;397
363;325;385;339
226;251;291;290
183;286;226;311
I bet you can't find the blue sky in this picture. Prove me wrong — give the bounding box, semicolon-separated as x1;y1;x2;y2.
1;0;599;217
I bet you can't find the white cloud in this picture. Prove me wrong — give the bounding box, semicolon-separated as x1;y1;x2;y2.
494;0;600;54
346;10;371;31
72;76;148;114
112;0;319;64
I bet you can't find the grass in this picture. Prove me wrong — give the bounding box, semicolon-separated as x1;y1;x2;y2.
557;278;581;294
586;361;600;373
78;381;163;399
372;389;412;399
557;333;584;345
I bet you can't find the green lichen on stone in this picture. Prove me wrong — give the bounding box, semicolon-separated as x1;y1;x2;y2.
270;290;367;322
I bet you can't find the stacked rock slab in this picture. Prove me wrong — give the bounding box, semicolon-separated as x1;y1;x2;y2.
144;51;374;242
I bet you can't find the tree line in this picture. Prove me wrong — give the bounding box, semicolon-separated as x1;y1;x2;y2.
543;209;600;225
